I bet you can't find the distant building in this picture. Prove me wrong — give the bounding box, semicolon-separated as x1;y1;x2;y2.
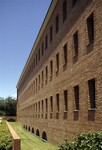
17;0;102;144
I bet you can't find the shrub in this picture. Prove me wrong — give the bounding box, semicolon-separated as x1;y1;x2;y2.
58;132;102;150
0;120;12;150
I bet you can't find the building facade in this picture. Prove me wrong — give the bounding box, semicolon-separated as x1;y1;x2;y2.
17;0;102;144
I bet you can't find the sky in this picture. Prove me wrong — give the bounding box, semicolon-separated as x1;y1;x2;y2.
0;0;52;99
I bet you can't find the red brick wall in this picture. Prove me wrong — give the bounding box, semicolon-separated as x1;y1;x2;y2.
17;0;102;144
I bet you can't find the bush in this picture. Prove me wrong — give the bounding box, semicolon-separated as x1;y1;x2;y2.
58;132;102;150
0;120;12;150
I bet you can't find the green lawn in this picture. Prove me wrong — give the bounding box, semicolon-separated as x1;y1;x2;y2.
10;122;58;150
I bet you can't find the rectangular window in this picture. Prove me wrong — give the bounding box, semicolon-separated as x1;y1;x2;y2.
45;98;48;112
63;0;67;22
42;71;44;87
64;90;68;111
87;13;94;45
50;96;53;112
74;85;79;110
33;58;35;69
88;79;96;109
36;78;37;92
45;35;48;49
36;54;37;65
63;43;67;66
56;14;59;33
38;75;40;90
38;102;40;113
72;0;78;7
42;42;44;56
56;53;59;72
50;60;53;78
50;25;53;42
38;49;40;61
45;66;48;84
56;93;59;112
73;31;78;57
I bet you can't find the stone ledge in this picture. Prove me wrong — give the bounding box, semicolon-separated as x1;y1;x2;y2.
6;121;21;150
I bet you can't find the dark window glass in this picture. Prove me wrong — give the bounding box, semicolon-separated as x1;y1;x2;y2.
73;0;78;7
64;90;68;111
56;53;59;71
88;79;96;109
45;35;48;49
87;13;94;45
50;25;53;42
73;31;78;57
50;96;53;112
56;15;59;33
74;85;79;110
63;0;67;22
63;43;67;65
56;93;59;112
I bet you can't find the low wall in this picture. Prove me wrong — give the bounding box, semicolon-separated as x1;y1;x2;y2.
6;121;21;150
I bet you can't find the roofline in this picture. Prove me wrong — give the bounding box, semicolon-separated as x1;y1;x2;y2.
17;0;58;88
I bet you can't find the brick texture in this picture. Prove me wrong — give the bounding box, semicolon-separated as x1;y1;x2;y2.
17;0;102;144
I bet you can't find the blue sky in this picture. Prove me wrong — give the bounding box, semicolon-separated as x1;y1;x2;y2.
0;0;51;98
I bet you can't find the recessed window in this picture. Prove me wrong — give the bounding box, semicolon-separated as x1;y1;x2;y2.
36;78;37;92
50;60;53;79
72;0;78;7
88;79;96;109
63;0;67;22
73;31;78;63
45;66;48;84
74;85;79;110
38;75;40;90
56;53;59;73
55;14;59;33
64;90;68;111
38;102;40;113
41;71;44;87
36;54;37;65
50;25;53;42
42;42;44;56
50;96;53;112
45;98;48;112
42;100;44;113
38;49;40;61
45;35;48;49
87;13;94;46
63;43;67;66
56;93;59;112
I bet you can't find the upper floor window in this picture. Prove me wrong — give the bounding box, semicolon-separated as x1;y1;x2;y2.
73;31;78;63
38;48;40;61
88;79;96;109
55;14;59;33
50;60;53;80
36;53;37;65
63;43;67;66
72;0;78;7
50;96;53;112
45;35;48;49
87;13;94;46
56;93;59;112
50;25;53;42
45;66;48;84
63;0;67;22
74;85;79;110
56;53;59;73
42;42;44;56
41;71;44;87
64;90;68;111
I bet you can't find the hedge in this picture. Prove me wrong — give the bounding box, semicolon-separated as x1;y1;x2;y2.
0;120;12;150
58;131;102;150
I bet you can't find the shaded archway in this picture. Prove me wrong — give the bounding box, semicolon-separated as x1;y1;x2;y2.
42;131;47;141
26;125;27;130
32;127;34;134
23;125;25;129
36;129;40;137
28;126;30;131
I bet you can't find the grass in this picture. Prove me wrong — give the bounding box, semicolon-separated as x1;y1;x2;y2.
10;122;58;150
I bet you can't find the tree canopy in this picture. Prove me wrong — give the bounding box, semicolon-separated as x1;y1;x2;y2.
0;96;17;116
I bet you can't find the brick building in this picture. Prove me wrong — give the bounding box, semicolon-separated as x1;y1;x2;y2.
17;0;102;144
